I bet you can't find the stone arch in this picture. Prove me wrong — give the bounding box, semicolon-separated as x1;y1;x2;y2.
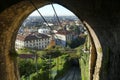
1;0;120;80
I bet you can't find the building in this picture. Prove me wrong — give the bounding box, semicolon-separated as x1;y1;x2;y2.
54;29;73;47
38;28;51;35
15;32;51;50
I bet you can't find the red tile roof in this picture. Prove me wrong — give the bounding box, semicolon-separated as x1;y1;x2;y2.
56;29;72;35
18;54;38;59
16;32;50;41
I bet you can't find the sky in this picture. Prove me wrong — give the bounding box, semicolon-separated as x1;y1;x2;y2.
30;4;75;16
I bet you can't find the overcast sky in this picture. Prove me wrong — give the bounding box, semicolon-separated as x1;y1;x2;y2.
30;4;75;16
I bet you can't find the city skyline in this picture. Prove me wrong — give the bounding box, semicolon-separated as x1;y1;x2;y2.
30;4;76;16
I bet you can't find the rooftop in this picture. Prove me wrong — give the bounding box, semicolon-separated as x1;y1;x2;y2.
16;32;50;41
56;29;72;35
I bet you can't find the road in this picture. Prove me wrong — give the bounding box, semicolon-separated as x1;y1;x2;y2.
57;67;81;80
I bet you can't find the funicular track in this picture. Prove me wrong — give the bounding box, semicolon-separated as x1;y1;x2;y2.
58;67;81;80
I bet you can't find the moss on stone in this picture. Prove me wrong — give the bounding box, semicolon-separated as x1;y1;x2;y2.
98;47;102;53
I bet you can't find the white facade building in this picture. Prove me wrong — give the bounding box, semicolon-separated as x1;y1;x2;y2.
15;32;51;50
54;29;73;47
38;27;51;35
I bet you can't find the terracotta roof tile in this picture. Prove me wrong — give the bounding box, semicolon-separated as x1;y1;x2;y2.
56;29;72;35
16;32;50;41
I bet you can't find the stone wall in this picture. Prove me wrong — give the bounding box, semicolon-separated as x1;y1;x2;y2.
0;0;120;80
0;0;49;80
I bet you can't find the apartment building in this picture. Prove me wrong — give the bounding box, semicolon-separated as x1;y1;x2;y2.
15;32;51;50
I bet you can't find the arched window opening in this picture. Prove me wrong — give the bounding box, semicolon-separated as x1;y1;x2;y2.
15;3;92;80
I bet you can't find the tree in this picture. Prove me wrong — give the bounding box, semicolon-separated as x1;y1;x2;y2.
67;36;85;48
19;59;41;78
